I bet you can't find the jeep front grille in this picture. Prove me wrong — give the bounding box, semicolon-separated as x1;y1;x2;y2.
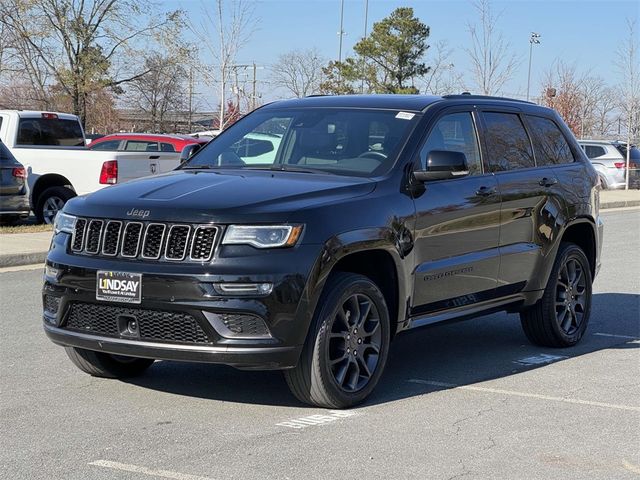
70;218;219;262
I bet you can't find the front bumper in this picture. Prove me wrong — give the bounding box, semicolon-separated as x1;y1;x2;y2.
0;194;30;216
44;324;301;370
43;231;321;370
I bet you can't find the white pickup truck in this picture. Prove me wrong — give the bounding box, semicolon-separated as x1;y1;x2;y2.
0;110;182;223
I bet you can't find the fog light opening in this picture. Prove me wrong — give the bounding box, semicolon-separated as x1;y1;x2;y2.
215;282;273;296
203;312;272;340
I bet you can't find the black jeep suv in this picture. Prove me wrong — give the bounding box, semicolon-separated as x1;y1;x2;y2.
43;94;603;408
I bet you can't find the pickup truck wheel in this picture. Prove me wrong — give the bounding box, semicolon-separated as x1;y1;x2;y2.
36;186;75;224
284;272;390;408
65;347;154;378
520;242;592;347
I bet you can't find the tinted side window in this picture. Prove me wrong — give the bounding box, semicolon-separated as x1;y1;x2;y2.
161;143;175;152
527;116;574;165
419;112;482;175
483;112;535;172
583;145;606;159
17;118;84;146
90;140;121;151
125;141;158;152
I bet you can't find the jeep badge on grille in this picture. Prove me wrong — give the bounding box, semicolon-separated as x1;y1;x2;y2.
126;208;150;218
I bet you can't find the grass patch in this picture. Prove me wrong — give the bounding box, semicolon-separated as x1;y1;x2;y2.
0;223;53;234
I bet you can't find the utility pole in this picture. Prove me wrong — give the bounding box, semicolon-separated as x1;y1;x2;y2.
252;62;257;111
360;0;369;94
526;32;541;102
188;66;194;133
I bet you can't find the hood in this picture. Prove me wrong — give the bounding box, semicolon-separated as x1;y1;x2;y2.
65;169;376;223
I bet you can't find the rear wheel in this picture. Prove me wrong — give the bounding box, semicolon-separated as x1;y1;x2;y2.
65;347;154;378
520;242;592;347
36;186;75;224
285;272;391;408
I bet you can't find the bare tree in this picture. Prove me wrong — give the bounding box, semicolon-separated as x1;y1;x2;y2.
614;18;639;188
270;48;325;98
127;54;186;132
422;40;464;95
591;86;618;137
187;0;257;130
541;61;583;135
0;0;181;125
464;0;519;95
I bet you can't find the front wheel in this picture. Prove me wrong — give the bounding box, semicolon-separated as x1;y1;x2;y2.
520;242;593;347
35;186;75;224
65;347;154;378
285;272;391;408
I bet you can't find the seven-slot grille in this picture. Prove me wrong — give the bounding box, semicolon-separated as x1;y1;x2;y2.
70;218;218;262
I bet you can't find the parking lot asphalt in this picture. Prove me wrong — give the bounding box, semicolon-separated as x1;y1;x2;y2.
1;208;639;480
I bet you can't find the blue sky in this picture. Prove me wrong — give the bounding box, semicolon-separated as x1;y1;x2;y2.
171;0;639;108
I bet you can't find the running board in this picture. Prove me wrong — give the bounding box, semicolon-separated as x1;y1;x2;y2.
406;294;526;330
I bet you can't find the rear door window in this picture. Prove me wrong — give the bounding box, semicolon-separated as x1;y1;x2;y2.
16;117;84;147
482;112;535;172
160;143;175;152
125;141;159;152
583;145;606;159
526;116;575;165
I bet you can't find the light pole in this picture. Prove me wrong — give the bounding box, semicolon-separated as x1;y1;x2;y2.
338;0;346;63
526;32;541;102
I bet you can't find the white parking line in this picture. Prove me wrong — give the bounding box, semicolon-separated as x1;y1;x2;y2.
594;332;640;341
89;460;215;480
276;409;359;429
408;379;640;413
513;353;567;366
0;263;43;273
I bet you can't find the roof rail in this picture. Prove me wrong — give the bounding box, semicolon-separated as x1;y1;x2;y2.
304;94;331;98
442;94;535;105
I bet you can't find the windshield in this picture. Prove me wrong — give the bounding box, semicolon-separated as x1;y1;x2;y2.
181;108;418;177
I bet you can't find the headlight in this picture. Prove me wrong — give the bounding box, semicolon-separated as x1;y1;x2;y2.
222;225;303;248
54;212;76;234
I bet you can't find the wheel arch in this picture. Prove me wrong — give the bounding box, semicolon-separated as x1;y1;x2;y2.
31;174;75;208
307;229;409;340
558;218;597;278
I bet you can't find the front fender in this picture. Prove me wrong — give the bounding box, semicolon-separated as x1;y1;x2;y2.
293;227;411;343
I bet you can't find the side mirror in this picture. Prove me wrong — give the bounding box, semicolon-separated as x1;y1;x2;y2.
180;143;202;164
413;150;469;182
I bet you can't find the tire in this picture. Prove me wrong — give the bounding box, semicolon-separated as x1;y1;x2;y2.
65;347;154;378
35;186;75;224
598;175;608;190
284;272;391;408
520;242;592;347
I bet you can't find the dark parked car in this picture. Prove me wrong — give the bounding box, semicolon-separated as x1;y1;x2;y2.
0;139;29;223
43;94;602;408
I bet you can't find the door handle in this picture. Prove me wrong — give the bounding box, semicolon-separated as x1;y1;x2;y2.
476;186;497;197
539;177;558;187
149;155;160;159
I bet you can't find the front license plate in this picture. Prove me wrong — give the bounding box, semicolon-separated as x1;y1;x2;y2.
96;271;142;304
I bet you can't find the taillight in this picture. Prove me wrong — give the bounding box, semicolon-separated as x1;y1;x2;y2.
99;160;118;184
11;167;26;178
614;162;626;169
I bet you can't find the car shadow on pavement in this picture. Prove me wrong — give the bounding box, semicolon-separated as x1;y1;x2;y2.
123;292;639;408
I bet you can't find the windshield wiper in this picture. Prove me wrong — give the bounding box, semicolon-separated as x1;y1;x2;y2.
181;164;217;170
271;164;335;175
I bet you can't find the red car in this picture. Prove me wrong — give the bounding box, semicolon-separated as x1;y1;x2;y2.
88;133;210;153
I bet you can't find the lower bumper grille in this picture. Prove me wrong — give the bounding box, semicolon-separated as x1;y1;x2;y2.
64;303;212;345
